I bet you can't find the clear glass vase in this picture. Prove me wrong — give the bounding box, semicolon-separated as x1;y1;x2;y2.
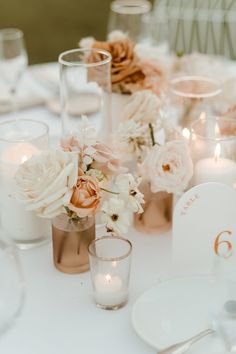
51;213;95;274
59;48;112;143
134;181;173;235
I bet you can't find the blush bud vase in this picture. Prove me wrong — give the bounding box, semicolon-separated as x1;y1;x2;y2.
134;181;173;235
51;213;95;274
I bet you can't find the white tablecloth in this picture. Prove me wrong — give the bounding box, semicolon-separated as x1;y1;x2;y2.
0;65;172;354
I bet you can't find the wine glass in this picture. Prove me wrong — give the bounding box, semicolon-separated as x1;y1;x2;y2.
0;28;28;113
0;233;25;336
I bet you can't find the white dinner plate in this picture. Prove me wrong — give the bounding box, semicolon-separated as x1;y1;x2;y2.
132;276;236;353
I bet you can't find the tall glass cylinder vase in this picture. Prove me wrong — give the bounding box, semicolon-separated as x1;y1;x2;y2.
108;0;152;44
190;116;236;188
59;48;112;143
0;119;51;249
170;76;222;128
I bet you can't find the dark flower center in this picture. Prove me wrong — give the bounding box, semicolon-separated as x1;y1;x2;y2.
111;214;119;221
130;189;137;196
162;164;171;172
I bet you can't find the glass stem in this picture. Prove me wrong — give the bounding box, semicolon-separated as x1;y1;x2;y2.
9;87;17;115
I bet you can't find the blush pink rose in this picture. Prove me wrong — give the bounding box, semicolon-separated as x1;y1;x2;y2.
91;142;123;175
142;141;193;194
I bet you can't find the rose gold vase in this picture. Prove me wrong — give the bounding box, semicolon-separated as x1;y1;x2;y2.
52;214;95;274
134;182;173;235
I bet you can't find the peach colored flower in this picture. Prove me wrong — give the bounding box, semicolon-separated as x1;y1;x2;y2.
68;175;101;218
91;39;144;94
91;142;123;175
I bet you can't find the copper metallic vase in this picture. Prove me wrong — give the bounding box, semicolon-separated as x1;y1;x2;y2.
52;214;95;274
134;181;173;235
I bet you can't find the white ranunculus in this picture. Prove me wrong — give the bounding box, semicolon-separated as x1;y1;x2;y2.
15;150;78;218
142;141;193;194
121;90;163;124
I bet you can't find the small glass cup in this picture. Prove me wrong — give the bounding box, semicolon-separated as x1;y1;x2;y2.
108;0;152;44
88;236;132;310
170;76;222;128
0;119;51;249
189;116;236;188
59;48;112;143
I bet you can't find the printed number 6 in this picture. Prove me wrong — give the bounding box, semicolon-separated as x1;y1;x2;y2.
214;230;233;259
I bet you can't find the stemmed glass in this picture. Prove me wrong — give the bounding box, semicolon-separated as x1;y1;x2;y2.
0;28;28;114
0;234;25;336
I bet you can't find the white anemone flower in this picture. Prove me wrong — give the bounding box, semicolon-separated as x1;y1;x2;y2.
101;197;130;235
115;174;144;213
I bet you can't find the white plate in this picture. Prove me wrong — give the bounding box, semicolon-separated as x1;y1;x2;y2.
132;277;235;353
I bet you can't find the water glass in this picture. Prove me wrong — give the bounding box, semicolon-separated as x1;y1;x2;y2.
0;234;25;336
169;76;222;128
107;0;152;44
88;236;132;310
0;119;51;249
59;48;111;142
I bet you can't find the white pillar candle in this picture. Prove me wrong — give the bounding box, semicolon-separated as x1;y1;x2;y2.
194;144;236;186
0;142;50;244
93;273;128;307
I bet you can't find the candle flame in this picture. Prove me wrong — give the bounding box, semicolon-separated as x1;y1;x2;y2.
182;128;190;140
199;112;206;120
21;155;28;163
105;274;111;283
214;143;221;162
215;124;220;137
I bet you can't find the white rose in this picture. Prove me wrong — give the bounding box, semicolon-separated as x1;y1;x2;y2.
79;36;95;49
15;150;78;218
108;30;128;42
121;90;163;124
142;141;193;194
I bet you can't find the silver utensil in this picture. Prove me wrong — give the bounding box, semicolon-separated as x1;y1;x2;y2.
157;328;214;354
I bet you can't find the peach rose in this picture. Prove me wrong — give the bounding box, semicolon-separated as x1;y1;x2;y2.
91;39;145;94
68;175;101;218
91;142;123;175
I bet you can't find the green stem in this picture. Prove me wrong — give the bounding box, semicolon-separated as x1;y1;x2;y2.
101;187;119;195
149;123;156;146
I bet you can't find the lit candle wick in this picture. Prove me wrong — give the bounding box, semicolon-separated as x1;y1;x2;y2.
21;155;28;163
214;143;221;163
199;112;206;120
182;128;190;140
105;274;111;284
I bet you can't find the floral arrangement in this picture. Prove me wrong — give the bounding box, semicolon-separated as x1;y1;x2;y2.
115;90;193;194
15;117;144;236
79;31;173;95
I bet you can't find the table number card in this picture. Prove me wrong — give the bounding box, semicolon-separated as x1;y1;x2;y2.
172;182;236;277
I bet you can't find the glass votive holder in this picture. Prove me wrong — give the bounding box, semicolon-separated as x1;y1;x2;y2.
88;236;132;310
170;76;222;128
107;0;152;44
0;119;51;249
59;48;112;143
190;116;236;188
